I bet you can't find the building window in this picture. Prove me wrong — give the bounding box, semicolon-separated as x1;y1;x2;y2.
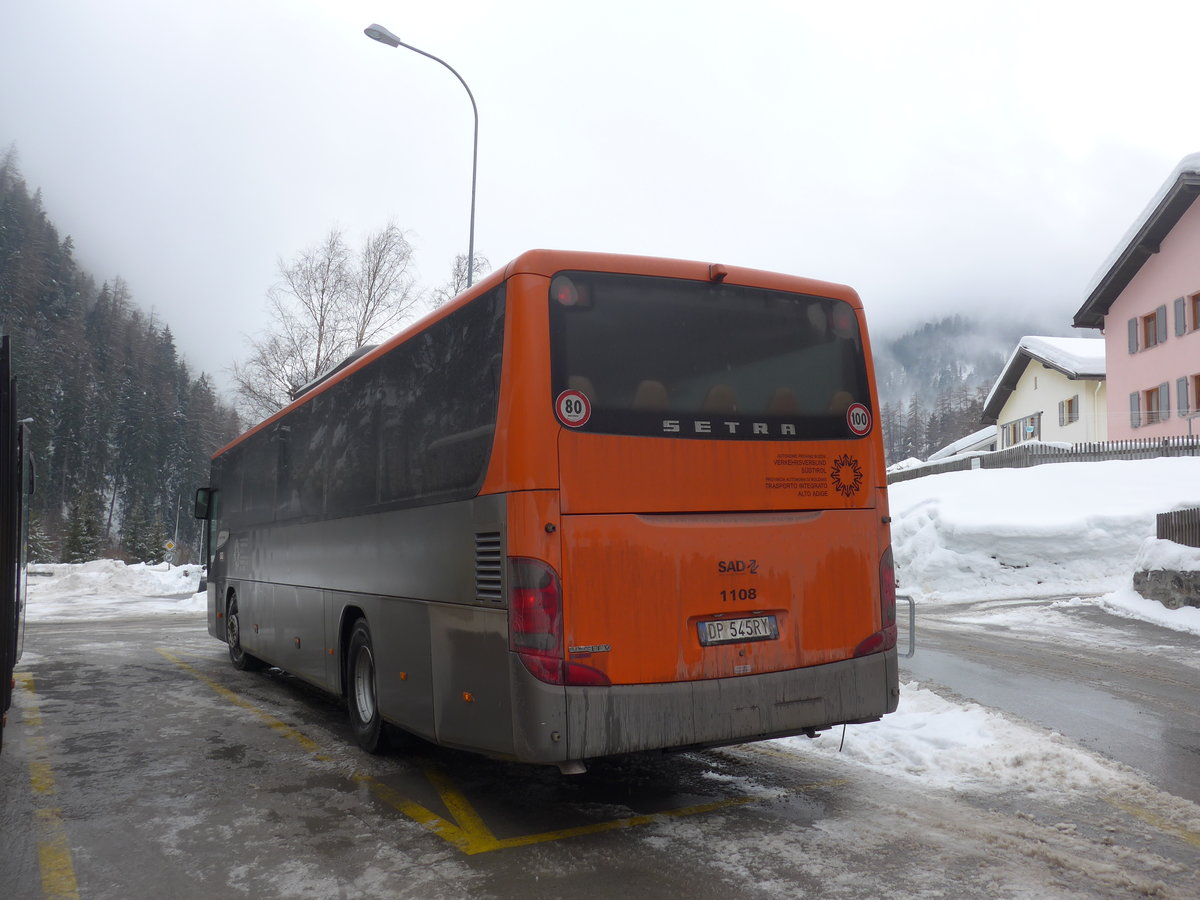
1143;383;1169;425
1143;310;1160;348
999;413;1040;448
1145;387;1160;423
1191;293;1200;332
1058;395;1079;426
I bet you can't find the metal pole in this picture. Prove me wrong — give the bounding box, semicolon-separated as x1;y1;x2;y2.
365;25;478;288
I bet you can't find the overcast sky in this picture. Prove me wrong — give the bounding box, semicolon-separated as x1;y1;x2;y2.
4;0;1200;395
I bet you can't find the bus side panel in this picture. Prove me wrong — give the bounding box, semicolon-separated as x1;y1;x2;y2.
266;496;508;741
428;605;515;756
272;583;327;687
371;596;435;742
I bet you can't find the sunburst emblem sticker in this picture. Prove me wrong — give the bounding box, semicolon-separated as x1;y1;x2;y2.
830;454;863;498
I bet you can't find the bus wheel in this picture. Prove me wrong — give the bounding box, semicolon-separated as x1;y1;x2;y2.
347;619;388;753
227;596;265;671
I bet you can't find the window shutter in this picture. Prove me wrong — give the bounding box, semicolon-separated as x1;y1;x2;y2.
1058;400;1065;427
1157;305;1168;344
1176;297;1187;336
1179;377;1190;417
1128;317;1138;353
1159;382;1170;420
1130;392;1141;428
1071;394;1080;424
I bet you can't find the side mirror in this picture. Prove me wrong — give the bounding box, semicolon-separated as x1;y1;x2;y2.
194;487;212;520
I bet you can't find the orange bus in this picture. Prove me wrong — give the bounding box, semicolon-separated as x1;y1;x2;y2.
195;250;898;772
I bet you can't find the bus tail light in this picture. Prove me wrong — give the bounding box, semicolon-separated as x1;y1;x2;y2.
508;558;610;687
853;547;898;658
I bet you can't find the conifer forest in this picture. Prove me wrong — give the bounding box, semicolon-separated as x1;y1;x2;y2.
0;153;241;564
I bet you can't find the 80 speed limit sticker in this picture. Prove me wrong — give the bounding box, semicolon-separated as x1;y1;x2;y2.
555;390;592;427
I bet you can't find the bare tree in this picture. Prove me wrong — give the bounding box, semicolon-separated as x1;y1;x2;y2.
430;252;492;309
232;223;418;421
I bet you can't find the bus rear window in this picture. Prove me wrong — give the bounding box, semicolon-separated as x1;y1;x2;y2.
548;271;871;440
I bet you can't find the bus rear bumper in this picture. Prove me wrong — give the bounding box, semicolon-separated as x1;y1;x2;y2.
511;649;899;764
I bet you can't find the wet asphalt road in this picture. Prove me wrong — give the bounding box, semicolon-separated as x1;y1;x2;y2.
899;597;1200;805
2;613;1199;899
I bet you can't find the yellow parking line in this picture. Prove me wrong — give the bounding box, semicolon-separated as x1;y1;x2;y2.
156;650;331;761
1108;798;1200;849
161;649;842;855
14;672;82;900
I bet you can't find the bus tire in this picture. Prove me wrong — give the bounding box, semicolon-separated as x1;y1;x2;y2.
347;618;388;753
227;595;265;672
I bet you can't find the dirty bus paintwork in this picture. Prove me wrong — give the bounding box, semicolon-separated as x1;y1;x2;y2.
196;250;899;772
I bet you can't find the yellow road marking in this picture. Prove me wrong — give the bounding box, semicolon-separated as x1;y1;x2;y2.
156;650;331;761
1108;798;1200;849
14;672;82;900
161;649;844;855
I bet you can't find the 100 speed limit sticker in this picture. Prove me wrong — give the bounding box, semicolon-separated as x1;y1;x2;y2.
555;390;592;427
846;402;872;436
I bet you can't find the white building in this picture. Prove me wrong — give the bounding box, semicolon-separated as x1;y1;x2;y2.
981;336;1107;448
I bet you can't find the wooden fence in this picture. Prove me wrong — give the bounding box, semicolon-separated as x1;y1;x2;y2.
1158;508;1200;549
888;435;1200;484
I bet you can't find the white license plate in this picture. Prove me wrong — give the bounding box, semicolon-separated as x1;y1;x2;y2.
697;615;778;646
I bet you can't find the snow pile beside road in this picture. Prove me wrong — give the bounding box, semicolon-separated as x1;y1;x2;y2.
1134;535;1200;571
26;560;206;621
774;682;1134;795
890;458;1200;604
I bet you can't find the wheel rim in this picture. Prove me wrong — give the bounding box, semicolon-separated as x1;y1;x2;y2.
353;645;376;722
228;609;241;657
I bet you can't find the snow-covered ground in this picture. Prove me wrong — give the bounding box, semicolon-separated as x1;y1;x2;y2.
19;457;1200;807
890;456;1200;637
25;559;206;620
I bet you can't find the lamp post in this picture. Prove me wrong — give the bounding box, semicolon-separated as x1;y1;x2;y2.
364;23;479;289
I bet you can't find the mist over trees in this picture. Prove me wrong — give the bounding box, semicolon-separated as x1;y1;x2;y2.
0;150;241;563
872;314;1081;464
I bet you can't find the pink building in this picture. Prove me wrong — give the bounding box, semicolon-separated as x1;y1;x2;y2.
1074;153;1200;439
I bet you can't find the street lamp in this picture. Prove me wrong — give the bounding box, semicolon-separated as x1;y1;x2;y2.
364;23;479;289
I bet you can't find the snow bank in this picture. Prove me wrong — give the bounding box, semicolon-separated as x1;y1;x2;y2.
890;458;1200;604
1091;587;1200;637
1134;535;1200;571
26;560;206;621
773;682;1133;795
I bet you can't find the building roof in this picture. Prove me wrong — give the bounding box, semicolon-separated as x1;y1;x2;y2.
981;336;1106;424
1073;152;1200;329
926;425;997;461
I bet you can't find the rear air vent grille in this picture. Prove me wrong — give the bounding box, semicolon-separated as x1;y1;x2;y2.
475;532;503;602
